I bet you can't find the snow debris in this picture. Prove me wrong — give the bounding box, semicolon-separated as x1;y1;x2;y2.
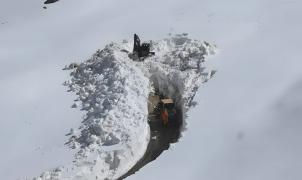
34;34;216;180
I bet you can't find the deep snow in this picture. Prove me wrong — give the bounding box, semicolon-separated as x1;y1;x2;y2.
33;34;215;179
1;0;302;180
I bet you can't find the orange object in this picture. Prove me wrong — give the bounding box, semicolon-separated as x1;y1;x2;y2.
161;110;169;125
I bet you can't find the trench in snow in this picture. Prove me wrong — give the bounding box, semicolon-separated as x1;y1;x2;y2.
118;75;184;179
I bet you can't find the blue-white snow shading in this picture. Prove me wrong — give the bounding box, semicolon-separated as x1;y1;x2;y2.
34;34;216;180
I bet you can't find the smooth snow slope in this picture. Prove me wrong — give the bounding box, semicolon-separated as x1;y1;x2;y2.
127;1;302;180
33;34;215;179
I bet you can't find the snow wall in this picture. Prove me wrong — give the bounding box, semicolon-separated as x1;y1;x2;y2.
34;34;216;180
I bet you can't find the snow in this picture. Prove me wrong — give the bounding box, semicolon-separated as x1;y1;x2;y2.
1;0;302;180
127;1;302;180
61;42;151;180
32;34;215;179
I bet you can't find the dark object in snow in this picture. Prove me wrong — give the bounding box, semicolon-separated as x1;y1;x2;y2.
43;6;47;9
44;0;59;4
133;34;141;54
159;98;177;126
132;34;155;60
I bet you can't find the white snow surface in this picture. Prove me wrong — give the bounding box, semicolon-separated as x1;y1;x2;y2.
34;34;216;180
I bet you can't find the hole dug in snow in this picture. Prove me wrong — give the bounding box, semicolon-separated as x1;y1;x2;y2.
118;74;184;179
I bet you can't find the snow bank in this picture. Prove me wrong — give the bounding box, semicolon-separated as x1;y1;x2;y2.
141;34;216;122
34;34;216;180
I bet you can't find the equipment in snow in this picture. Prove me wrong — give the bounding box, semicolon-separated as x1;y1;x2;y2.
132;34;155;60
159;98;176;125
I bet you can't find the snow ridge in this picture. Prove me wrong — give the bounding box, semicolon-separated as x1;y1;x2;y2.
34;34;216;180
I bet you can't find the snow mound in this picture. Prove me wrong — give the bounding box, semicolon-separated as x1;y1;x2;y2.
34;34;216;180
